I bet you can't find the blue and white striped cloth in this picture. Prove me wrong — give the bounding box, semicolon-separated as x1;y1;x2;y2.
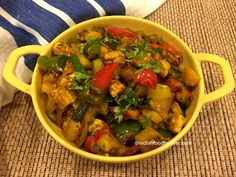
0;0;166;107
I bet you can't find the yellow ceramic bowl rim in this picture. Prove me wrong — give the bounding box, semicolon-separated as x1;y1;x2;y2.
3;16;235;163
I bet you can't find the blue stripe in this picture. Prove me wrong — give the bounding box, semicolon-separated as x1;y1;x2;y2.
0;0;69;42
24;54;38;71
0;16;39;71
0;16;39;46
45;0;100;23
95;0;125;15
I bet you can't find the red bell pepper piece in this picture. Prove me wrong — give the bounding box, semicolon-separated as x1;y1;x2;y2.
84;135;96;152
132;68;158;89
94;127;110;141
149;43;160;50
84;126;110;153
110;107;140;119
107;27;136;38
175;89;192;104
123;146;140;156
109;106;115;114
149;43;181;57
123;110;140;119
92;63;120;93
165;77;182;92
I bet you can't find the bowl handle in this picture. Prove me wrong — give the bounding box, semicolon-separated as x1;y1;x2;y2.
3;45;46;95
194;53;235;105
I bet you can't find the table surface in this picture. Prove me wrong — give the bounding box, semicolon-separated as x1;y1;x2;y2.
0;0;235;176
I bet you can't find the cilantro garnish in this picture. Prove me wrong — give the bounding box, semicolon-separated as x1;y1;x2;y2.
103;35;119;50
136;61;160;74
71;85;83;91
114;69;119;80
68;71;102;94
122;41;151;60
74;72;91;82
122;47;139;59
81;37;101;55
70;56;87;73
152;48;163;54
135;52;146;59
113;87;144;123
114;106;125;123
117;87;144;110
117;88;138;109
139;40;149;51
88;82;102;94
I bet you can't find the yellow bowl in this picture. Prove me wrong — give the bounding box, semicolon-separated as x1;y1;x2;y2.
3;16;235;163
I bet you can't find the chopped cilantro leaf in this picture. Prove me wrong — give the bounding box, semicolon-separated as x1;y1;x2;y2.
125;47;140;59
81;37;101;55
71;85;83;91
103;35;119;50
139;40;149;51
114;88;144;122
122;41;152;59
68;72;90;91
114;69;119;80
136;61;160;74
114;106;125;123
89;83;102;94
135;52;146;59
117;87;143;110
74;72;90;82
70;56;87;73
153;48;163;54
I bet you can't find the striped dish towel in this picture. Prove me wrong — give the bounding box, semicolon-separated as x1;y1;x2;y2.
0;0;166;107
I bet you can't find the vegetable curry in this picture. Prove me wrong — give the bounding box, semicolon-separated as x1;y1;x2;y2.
38;26;200;156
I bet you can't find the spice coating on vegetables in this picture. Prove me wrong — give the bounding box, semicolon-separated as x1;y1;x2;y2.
38;26;200;156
